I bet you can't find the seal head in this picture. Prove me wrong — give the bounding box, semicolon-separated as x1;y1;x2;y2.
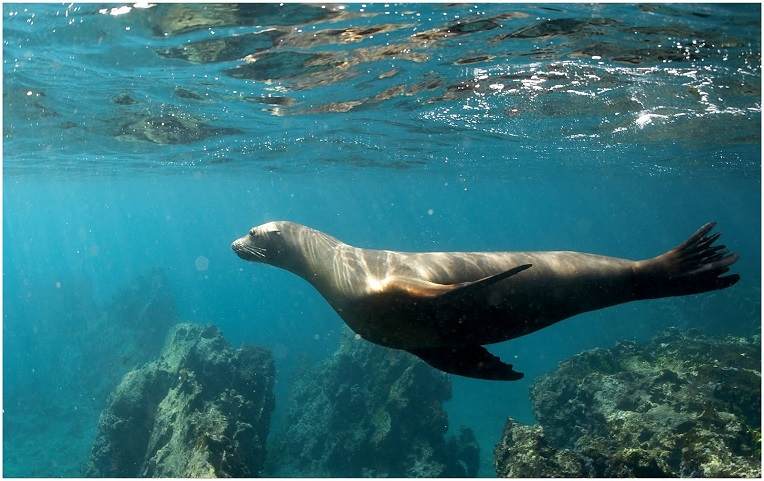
232;221;289;265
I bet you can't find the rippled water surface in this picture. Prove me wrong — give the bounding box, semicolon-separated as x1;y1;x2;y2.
5;3;761;174
3;3;761;477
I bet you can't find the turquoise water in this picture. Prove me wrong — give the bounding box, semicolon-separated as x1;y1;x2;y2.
3;3;761;477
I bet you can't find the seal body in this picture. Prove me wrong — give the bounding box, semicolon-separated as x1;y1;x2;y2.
233;221;738;380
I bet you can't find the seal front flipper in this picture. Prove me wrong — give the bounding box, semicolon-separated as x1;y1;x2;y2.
408;345;524;381
437;264;532;302
384;264;532;299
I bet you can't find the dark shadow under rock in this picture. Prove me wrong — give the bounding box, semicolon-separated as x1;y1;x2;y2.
86;323;275;478
494;328;761;478
273;330;479;477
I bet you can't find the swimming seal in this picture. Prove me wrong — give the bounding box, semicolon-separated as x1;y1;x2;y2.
232;221;739;381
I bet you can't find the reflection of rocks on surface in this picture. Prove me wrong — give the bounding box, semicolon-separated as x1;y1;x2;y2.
158;29;285;64
87;323;275;477
498;17;618;40
571;41;703;64
227;51;349;82
494;329;761;478
117;111;241;145
146;3;341;36
411;15;507;43
225;45;427;90
112;92;138;105
306;75;442;114
281;23;411;48
274;330;479;477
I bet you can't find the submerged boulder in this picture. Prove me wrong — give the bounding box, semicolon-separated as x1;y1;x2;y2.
274;330;479;477
494;328;761;478
87;323;275;477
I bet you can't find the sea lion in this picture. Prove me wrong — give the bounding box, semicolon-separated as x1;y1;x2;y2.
232;221;739;381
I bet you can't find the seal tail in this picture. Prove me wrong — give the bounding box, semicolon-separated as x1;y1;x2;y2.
635;222;739;300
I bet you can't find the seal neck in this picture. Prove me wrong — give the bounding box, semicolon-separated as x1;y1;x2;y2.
276;225;346;285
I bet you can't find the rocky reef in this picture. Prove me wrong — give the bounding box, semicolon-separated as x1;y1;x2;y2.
87;323;275;477
273;330;479;477
495;329;761;478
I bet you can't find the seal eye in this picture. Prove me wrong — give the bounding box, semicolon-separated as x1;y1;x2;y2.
249;229;257;237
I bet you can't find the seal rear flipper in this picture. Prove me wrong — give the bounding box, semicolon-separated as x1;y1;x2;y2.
636;222;740;299
408;345;524;381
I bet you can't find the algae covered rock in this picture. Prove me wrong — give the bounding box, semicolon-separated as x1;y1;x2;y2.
87;323;275;477
494;419;587;478
275;330;479;477
494;328;761;478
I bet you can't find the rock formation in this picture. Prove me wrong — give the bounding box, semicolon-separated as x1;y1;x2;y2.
274;330;479;477
495;328;761;478
87;323;275;477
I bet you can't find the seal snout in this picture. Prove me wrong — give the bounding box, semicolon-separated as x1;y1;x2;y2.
231;237;249;260
232;234;269;262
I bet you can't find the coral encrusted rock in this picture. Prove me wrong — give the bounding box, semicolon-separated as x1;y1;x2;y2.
494;328;761;478
275;330;479;477
86;323;275;477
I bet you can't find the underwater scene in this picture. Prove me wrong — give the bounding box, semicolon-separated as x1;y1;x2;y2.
3;2;762;478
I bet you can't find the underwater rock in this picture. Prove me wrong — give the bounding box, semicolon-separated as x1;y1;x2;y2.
494;328;761;478
274;330;479;477
87;323;275;477
495;420;586;477
116;111;241;145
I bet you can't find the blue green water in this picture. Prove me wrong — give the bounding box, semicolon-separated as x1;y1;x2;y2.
3;3;761;477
